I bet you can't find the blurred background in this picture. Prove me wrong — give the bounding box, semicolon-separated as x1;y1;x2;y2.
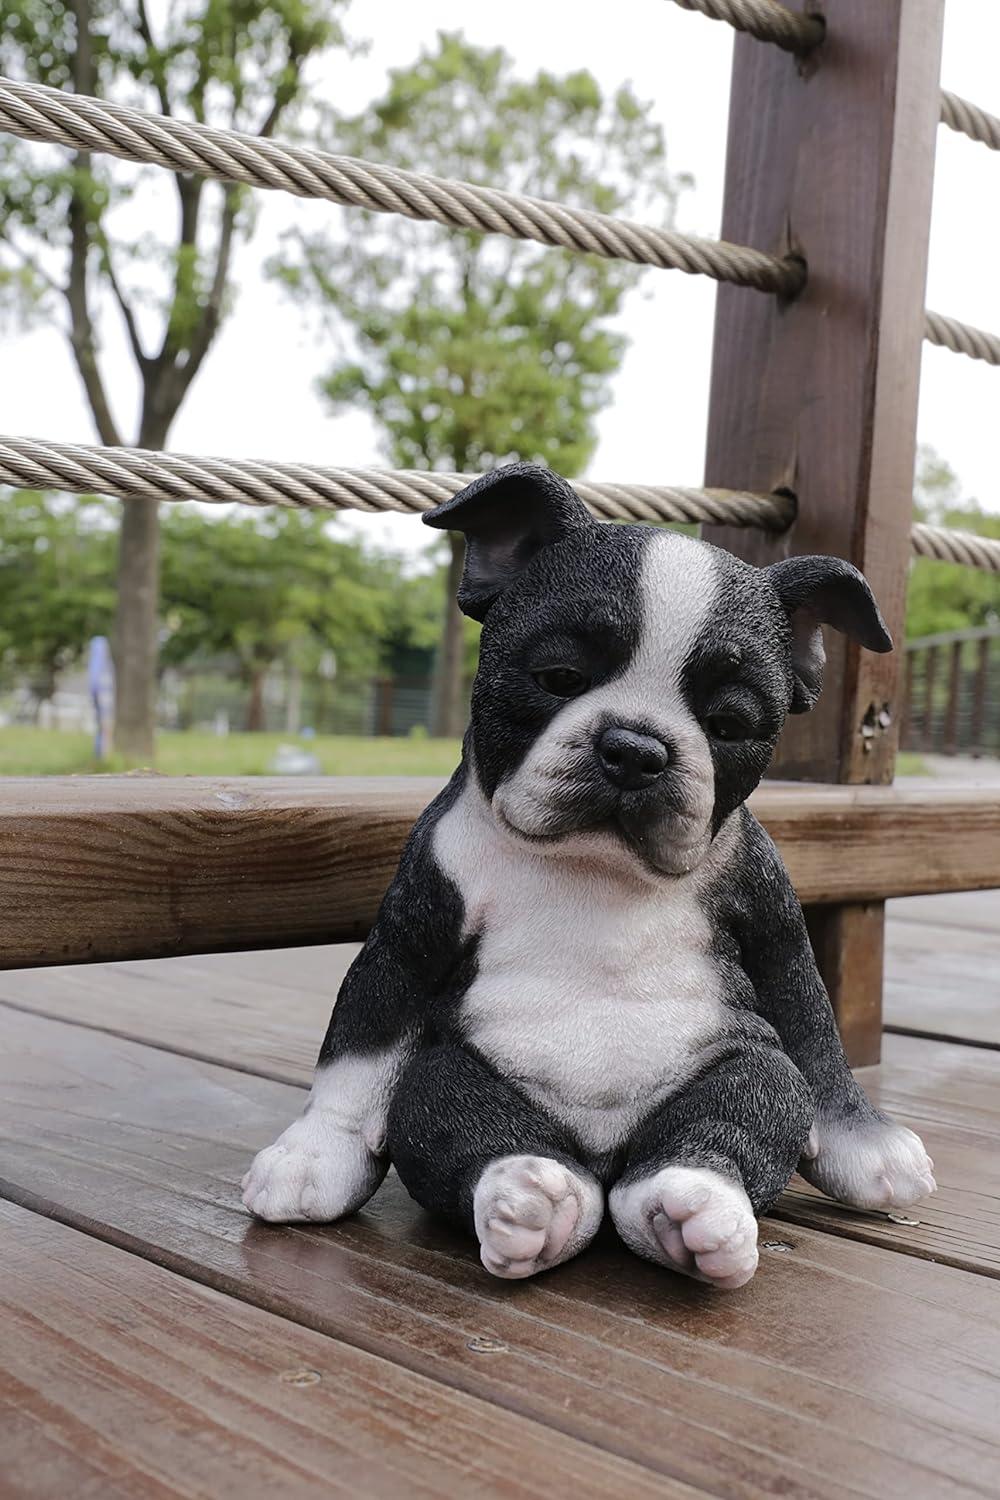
1;0;998;777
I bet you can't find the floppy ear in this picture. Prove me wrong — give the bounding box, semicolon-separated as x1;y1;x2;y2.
422;462;595;620
766;555;893;713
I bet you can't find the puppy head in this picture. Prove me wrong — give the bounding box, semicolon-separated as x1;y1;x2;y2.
424;464;891;877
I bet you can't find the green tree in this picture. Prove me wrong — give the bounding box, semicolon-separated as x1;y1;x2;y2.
159;507;390;730
907;447;1000;640
0;489;116;711
0;0;352;758
269;33;684;734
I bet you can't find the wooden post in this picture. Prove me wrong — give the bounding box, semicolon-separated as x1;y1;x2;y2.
901;652;915;751
971;638;990;758
701;1;945;1064
943;640;963;757
923;645;939;752
376;678;395;738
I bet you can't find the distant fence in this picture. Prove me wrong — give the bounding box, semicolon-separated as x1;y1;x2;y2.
902;627;1000;757
165;669;471;739
1;669;473;739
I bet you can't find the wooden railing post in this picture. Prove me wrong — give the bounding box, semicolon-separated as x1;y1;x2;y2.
943;640;963;758
923;645;939;752
971;639;990;758
701;1;945;1064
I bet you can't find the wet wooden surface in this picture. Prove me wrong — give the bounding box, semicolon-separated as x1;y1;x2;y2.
1;890;998;1497
1;1200;678;1500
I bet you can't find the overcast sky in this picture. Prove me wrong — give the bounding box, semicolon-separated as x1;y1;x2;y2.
4;0;999;555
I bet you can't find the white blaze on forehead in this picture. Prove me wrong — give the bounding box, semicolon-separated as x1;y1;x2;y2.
632;530;721;708
494;530;721;846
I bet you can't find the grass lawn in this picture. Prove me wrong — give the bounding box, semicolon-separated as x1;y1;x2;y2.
0;726;463;777
0;726;929;779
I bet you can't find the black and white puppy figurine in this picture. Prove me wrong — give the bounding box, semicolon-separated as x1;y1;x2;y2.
243;463;936;1289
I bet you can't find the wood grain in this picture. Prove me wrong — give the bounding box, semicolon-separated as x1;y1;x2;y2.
884;891;1000;1047
776;1033;1000;1275
1;1006;998;1500
805;901;885;1066
1;1200;679;1500
2;955;991;1275
701;0;945;784
698;0;945;1055
2;775;1000;968
0;944;354;1083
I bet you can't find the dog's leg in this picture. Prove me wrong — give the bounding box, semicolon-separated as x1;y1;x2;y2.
731;813;936;1213
241;1045;401;1223
387;1043;603;1279
609;1040;813;1290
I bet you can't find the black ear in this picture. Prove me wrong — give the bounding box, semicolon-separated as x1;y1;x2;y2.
766;555;893;713
422;462;594;621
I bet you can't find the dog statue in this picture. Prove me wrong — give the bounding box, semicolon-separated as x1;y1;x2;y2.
243;463;935;1289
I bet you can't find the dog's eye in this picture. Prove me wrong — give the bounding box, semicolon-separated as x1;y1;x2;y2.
706;713;750;743
533;666;591;699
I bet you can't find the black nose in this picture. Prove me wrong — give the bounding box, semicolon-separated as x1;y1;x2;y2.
596;726;669;790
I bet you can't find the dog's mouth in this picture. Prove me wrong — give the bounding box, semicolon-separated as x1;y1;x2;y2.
493;788;712;877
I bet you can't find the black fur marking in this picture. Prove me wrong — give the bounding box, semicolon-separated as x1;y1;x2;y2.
619;1031;814;1214
422;462;595;622
469;525;650;801
679;546;793;833
706;807;883;1129
317;766;475;1066
387;1042;582;1233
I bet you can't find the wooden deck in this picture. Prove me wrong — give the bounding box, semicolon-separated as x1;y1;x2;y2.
2;891;998;1498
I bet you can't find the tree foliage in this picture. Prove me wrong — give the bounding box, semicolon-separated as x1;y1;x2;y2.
0;0;352;755
907;447;1000;639
0;491;117;705
0;488;451;720
268;32;685;730
160;508;392;684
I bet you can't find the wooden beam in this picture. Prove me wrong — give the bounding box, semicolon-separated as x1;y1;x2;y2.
701;0;944;781
0;776;998;970
700;0;945;1060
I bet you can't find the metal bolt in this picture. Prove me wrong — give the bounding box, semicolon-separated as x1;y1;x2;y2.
279;1368;322;1387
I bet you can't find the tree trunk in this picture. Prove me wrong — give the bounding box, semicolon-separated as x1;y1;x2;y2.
432;533;467;738
246;668;267;732
112;497;160;761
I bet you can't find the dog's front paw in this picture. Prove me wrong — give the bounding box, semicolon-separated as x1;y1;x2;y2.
611;1166;758;1289
242;1113;385;1223
801;1116;936;1211
473;1155;603;1279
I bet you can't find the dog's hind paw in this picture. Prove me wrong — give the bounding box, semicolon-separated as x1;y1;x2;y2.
611;1165;759;1289
473;1155;603;1279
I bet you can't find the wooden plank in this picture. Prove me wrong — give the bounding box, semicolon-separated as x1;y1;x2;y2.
884;904;1000;1048
1;1201;675;1500
805;902;884;1066
0;944;351;1084
0;1007;998;1500
701;0;944;784
776;1034;1000;1275
886;889;1000;1049
2;775;1000;969
2;958;992;1271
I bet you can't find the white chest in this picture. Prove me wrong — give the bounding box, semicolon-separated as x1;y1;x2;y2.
433;789;725;1153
